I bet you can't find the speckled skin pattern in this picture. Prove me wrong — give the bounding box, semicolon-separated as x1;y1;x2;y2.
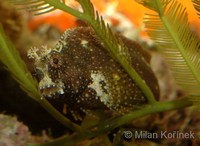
28;27;159;119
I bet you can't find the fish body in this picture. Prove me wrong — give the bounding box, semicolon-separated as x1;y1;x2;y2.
28;27;159;119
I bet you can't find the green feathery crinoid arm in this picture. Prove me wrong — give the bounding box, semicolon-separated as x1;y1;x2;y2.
0;25;40;100
6;0;61;15
192;0;200;18
5;0;87;18
136;0;200;96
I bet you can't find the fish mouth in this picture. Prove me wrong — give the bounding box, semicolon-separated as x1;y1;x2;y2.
39;84;65;97
38;74;65;98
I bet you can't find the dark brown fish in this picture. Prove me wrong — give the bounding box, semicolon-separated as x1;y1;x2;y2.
28;27;159;120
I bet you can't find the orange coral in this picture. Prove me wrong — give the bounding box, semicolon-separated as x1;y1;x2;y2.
28;10;77;32
28;0;200;37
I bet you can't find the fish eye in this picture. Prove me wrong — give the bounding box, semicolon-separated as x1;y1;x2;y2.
50;53;62;68
52;57;59;64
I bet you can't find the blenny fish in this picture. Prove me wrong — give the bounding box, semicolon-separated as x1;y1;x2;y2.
28;27;159;120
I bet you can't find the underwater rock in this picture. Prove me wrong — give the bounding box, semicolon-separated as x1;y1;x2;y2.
28;27;159;120
0;114;31;146
0;114;52;146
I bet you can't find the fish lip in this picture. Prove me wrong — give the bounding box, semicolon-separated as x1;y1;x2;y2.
39;83;65;98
